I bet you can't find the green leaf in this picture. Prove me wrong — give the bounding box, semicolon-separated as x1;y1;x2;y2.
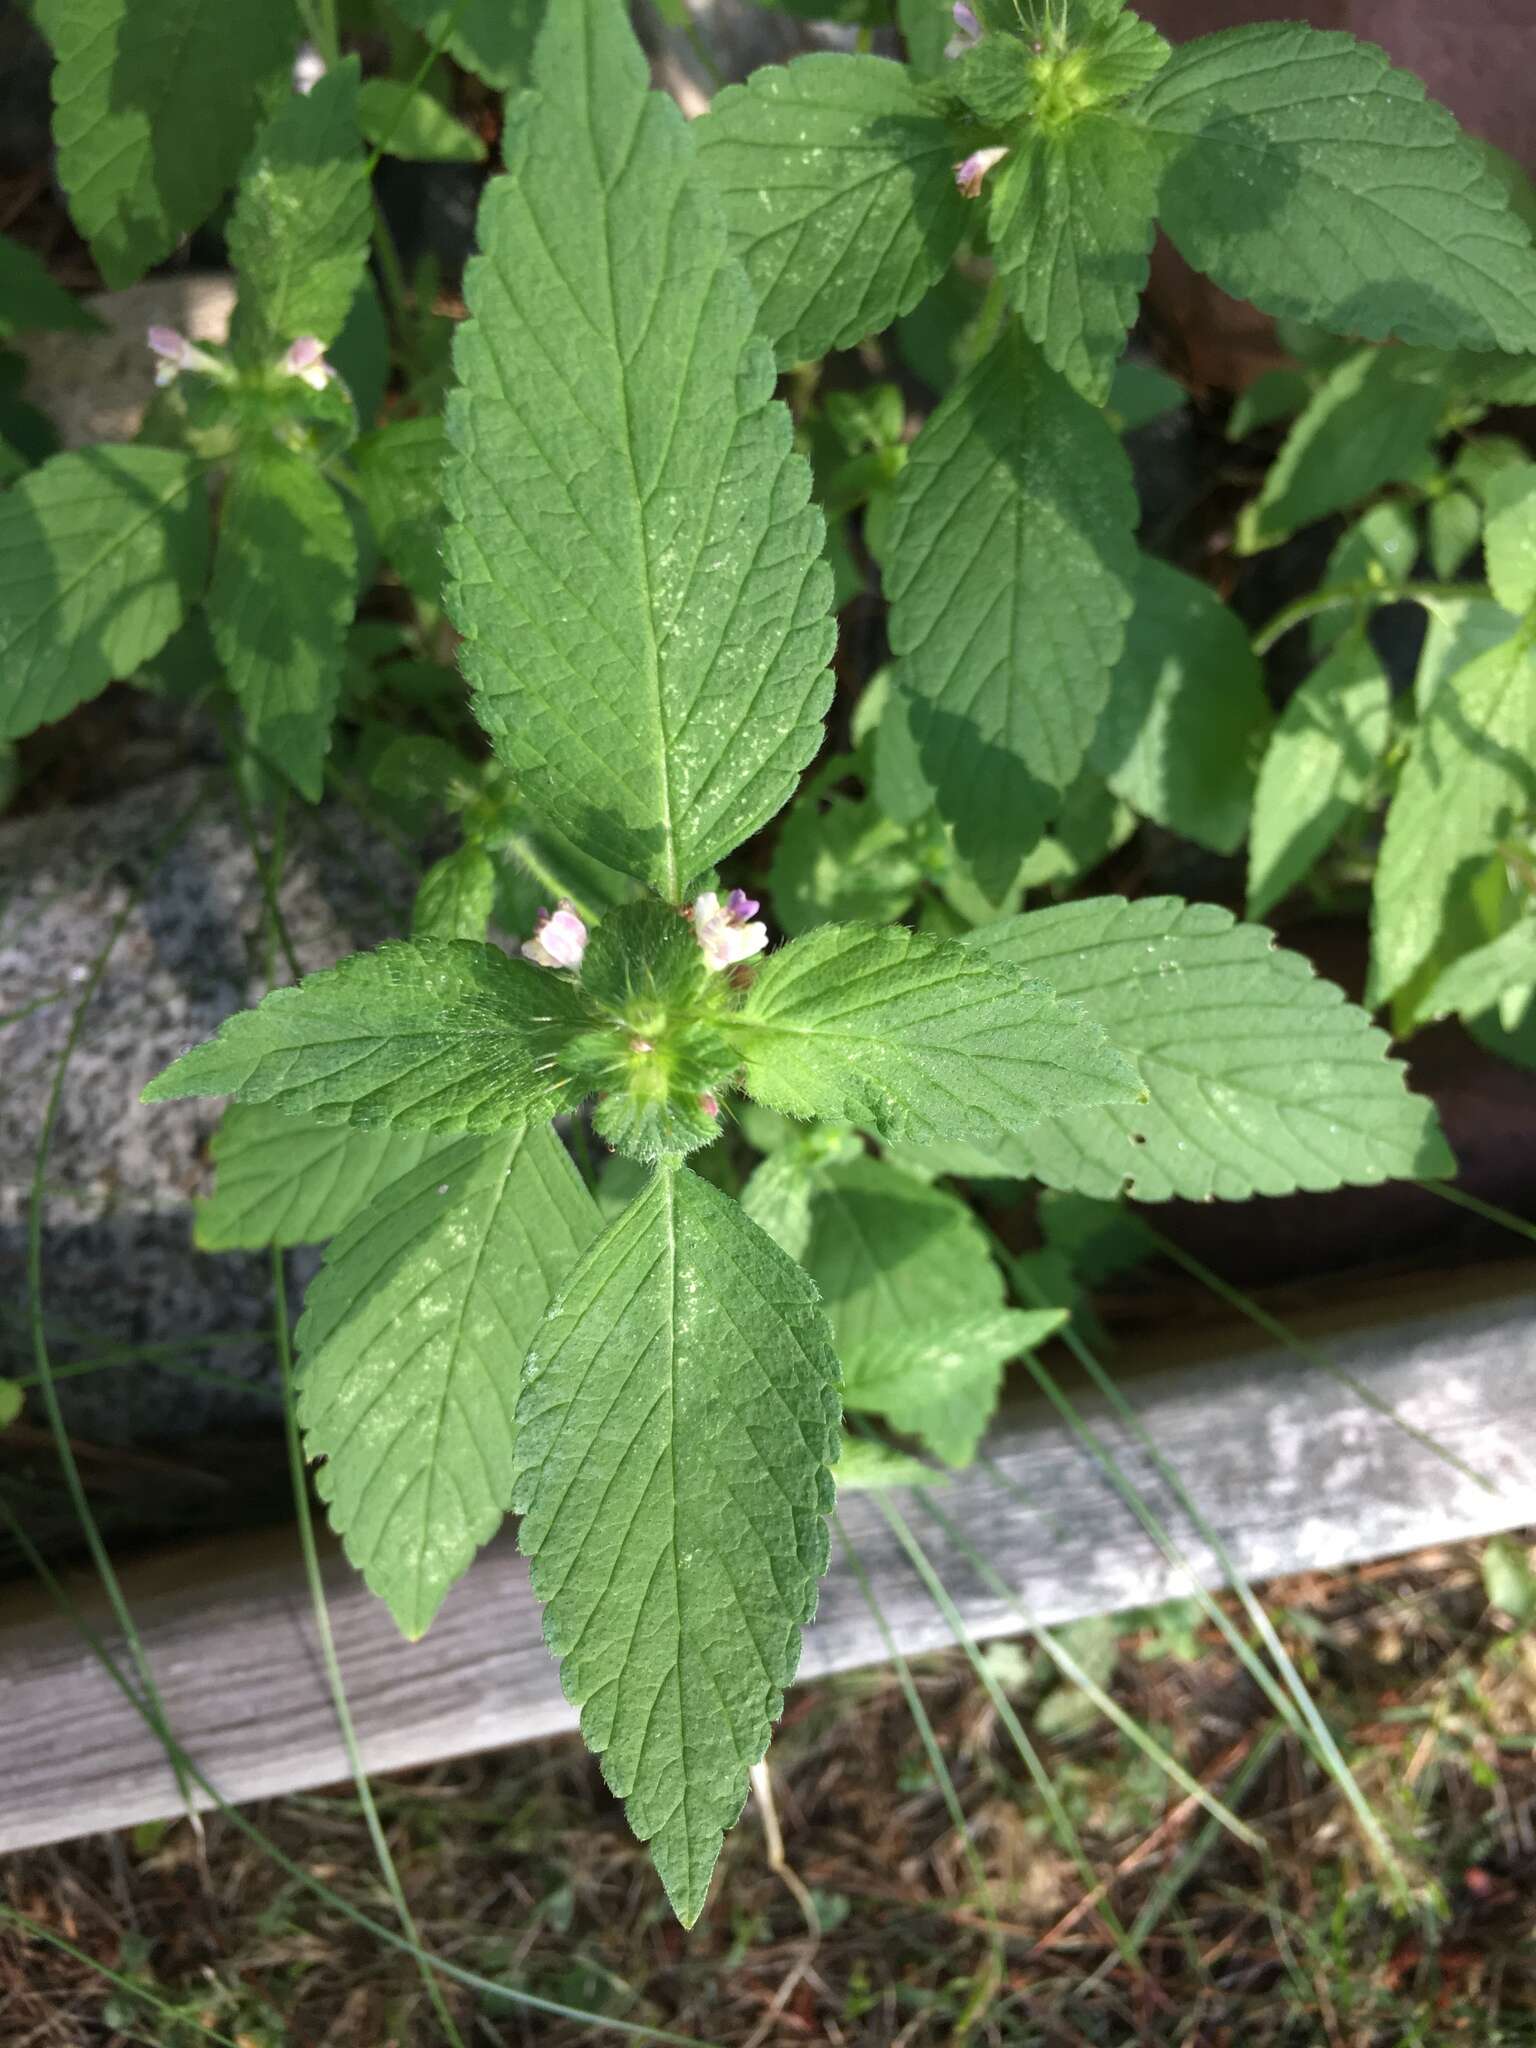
796;1156;1064;1465
1247;630;1391;920
1108;357;1185;433
513;1163;841;1925
1226;366;1310;441
768;793;923;936
1415;918;1536;1027
1481;1533;1536;1626
697;54;967;367
142;939;591;1130
835;1437;947;1492
370;734;476;811
1371;638;1536;1004
1016;772;1135;893
1137;23;1536;355
0;446;209;742
207;447;356;801
1090;554;1270;854
1427;489;1482;583
0;232;101;340
1414;596;1518;711
896;0;953;74
964;896;1452;1200
1311;502;1419;654
732;919;1141;1144
329;274;390;428
36;0;298;288
298;1123;599;1638
387;0;546;89
444;0;833;899
357;78;487;163
987;113;1164;405
412;844;495;940
227;60;372;360
1239;349;1443;552
196;1105;459;1250
884;325;1138;889
354;417;447;605
1482;463;1536;619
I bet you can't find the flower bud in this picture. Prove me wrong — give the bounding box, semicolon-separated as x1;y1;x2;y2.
954;146;1009;200
281;335;335;391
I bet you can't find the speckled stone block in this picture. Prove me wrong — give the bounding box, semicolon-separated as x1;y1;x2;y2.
0;772;413;1446
16;276;236;451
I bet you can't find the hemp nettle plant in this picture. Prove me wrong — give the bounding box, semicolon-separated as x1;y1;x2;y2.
6;0;1536;1927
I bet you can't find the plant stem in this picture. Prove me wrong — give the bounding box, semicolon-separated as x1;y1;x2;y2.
1415;1177;1536;1247
1251;579;1476;657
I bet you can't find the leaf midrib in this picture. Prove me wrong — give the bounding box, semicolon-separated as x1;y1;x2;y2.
590;49;679;899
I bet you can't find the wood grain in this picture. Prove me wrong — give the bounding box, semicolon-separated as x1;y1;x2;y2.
2;1282;1532;1855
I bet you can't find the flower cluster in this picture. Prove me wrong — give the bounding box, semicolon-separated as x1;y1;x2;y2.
146;327;337;393
521;890;768;976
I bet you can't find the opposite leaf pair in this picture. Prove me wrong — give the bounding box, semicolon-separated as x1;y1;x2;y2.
146;902;1143;1162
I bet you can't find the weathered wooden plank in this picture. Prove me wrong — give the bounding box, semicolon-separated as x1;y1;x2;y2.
1;1282;1532;1855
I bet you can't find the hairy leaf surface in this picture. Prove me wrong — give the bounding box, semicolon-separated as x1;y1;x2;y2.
37;0;297;287
1372;638;1536;1003
143;940;589;1131
298;1124;598;1638
445;0;833;898
196;1105;458;1251
207;448;355;801
1137;24;1536;354
884;326;1137;890
0;446;208;741
797;1157;1062;1465
987;114;1163;404
697;54;967;366
962;897;1452;1199
228;58;373;358
732;921;1140;1143
513;1165;840;1924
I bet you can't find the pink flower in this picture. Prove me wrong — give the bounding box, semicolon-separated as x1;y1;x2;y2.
699;1092;720;1120
146;325;224;388
952;3;981;40
281;335;334;391
954;146;1009;200
693;889;768;972
521;901;588;970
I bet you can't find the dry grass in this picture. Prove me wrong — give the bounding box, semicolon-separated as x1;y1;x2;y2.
3;1539;1534;2048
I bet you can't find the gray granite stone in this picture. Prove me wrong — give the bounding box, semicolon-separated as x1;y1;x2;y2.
0;772;413;1447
